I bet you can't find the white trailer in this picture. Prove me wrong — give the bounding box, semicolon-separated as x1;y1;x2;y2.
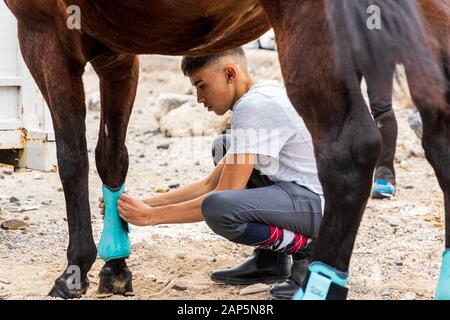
0;1;57;171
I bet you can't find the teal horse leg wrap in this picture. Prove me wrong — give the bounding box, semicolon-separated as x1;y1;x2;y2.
293;262;349;300
98;184;131;262
435;249;450;300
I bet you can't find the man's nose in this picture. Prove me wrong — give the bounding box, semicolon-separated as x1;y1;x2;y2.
197;94;205;104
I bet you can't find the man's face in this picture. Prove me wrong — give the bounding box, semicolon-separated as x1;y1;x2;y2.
189;65;235;116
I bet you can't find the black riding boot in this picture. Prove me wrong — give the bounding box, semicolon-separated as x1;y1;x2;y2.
375;109;398;183
269;244;313;300
372;109;398;198
210;248;291;285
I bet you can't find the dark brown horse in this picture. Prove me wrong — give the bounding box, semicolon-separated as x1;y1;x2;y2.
4;0;450;299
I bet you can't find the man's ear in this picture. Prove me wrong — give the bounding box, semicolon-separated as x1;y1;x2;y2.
225;65;237;82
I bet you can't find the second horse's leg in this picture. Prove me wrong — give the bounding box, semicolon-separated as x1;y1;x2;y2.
262;0;382;299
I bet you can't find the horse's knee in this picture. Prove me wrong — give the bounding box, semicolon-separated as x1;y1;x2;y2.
95;142;129;188
317;121;382;199
322;126;381;171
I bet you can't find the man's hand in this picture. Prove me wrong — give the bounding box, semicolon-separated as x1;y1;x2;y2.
98;192;128;219
117;193;155;226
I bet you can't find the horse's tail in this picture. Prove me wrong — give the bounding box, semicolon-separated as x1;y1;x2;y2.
325;0;448;109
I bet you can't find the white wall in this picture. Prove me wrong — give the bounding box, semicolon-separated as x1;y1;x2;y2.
0;1;57;171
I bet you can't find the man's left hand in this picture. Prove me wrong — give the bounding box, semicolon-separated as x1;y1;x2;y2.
118;193;154;226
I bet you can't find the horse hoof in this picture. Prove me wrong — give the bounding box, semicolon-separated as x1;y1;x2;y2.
98;260;133;295
48;275;89;299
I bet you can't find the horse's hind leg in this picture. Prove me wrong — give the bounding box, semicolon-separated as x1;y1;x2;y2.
411;53;450;299
17;25;96;298
261;0;382;299
90;53;139;295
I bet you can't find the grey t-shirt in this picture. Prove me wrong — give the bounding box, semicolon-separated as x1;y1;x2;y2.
228;80;324;198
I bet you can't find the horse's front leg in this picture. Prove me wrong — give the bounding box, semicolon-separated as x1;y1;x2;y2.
91;53;139;295
17;23;97;298
261;0;382;299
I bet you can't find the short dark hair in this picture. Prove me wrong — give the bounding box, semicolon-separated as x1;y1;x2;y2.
181;47;246;76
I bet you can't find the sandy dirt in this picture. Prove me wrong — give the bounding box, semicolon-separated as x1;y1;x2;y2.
0;49;445;300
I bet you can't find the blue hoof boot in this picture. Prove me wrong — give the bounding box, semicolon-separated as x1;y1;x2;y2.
435;249;450;300
292;262;348;300
372;179;395;199
98;184;131;262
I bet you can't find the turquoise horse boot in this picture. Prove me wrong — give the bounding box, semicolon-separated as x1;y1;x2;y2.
293;262;349;300
98;184;131;262
435;249;450;300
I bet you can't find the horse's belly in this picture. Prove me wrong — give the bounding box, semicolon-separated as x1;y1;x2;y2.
70;0;269;55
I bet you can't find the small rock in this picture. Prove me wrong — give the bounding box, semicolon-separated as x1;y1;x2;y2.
0;164;14;175
239;283;270;295
145;273;157;281
34;174;43;180
9;205;39;213
124;291;135;297
379;215;402;227
139;154;146;158
173;282;189;291
154;93;197;121
156;143;170;150
95;292;113;299
382;289;391;297
160;102;232;137
0;174;4;180
401;205;431;217
9;196;19;203
57;187;63;192
0;278;11;284
23;216;31;221
0;292;10;300
168;183;180;189
1;219;29;231
155;187;167;193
